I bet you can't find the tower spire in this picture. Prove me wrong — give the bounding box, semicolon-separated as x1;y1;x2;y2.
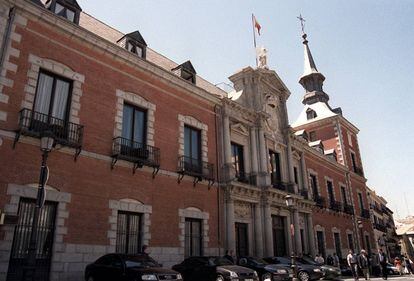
297;15;329;105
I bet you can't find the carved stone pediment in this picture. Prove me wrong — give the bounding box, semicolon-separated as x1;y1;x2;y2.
231;122;249;136
234;202;252;219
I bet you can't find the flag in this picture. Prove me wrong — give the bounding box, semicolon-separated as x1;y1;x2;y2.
253;14;261;35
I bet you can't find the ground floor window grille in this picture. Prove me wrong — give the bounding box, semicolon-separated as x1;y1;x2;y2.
185;218;202;257
116;211;142;254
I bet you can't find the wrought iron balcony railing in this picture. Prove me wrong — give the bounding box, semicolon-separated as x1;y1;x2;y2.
361;208;371;219
354;166;364;177
329;200;343;212
177;156;214;187
314;195;326;208
270;174;295;193
111;137;160;175
374;223;387;232
14;108;84;158
235;171;258;186
344;204;355;215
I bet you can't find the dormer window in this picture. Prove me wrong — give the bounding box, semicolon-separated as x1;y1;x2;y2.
306;108;317;120
117;31;147;59
172;61;197;85
45;0;82;24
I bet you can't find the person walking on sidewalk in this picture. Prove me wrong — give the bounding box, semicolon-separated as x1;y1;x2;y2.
377;249;388;280
358;249;370;280
347;250;359;281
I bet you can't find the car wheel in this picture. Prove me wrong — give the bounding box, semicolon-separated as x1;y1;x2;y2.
298;271;310;281
216;274;225;281
262;273;272;281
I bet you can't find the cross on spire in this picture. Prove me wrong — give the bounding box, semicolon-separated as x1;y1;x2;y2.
297;14;306;34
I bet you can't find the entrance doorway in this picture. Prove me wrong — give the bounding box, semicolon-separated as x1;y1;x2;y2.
235;223;249;257
272;216;287;256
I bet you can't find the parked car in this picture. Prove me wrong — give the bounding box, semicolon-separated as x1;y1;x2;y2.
172;256;259;281
84;253;183;281
263;257;324;281
298;256;341;280
341;262;399;277
237;256;290;281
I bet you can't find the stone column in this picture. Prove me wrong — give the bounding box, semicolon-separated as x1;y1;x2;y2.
307;214;316;256
294;209;302;255
263;202;274;256
300;152;309;194
258;124;269;186
226;197;236;252
254;203;264;257
286;136;297;193
250;127;259;177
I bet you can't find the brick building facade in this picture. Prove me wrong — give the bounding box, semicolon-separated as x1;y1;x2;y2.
0;0;377;280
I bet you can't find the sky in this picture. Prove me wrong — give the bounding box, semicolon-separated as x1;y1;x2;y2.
77;0;414;219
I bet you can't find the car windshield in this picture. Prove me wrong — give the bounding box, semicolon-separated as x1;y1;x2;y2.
124;255;160;268
249;257;269;266
209;257;234;266
298;256;318;265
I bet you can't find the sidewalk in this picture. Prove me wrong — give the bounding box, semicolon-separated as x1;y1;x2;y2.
340;276;414;281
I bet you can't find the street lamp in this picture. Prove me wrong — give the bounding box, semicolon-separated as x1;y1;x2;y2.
285;195;299;281
358;220;364;251
24;131;54;281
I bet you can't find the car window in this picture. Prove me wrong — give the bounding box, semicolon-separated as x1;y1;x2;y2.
276;257;291;264
124;255;159;268
211;257;233;266
110;255;123;268
249;257;268;266
95;255;113;266
183;257;208;267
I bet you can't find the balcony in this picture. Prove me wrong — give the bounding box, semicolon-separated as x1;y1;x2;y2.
329;200;342;212
344;204;355;215
235;171;257;186
361;208;371;219
111;137;160;175
272;181;295;194
374;223;387;233
314;195;326;208
353;166;364;177
14;108;84;158
177;156;214;187
300;189;309;200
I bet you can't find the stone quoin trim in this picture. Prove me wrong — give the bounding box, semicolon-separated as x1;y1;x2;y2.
178;114;208;163
0;184;71;281
114;89;156;147
108;199;152;249
24;54;85;125
0;7;26;121
178;207;210;251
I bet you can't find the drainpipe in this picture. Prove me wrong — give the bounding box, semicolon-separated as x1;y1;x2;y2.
0;7;15;72
214;104;222;255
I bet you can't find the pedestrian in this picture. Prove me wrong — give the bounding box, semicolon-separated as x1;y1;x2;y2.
141;245;149;255
327;254;334;266
404;255;413;275
358;249;370;280
224;249;234;264
333;252;340;267
394;257;402;275
315;253;324;264
347;249;359;281
377;249;388;280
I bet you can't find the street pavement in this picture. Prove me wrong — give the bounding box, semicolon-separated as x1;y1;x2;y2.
340;276;414;281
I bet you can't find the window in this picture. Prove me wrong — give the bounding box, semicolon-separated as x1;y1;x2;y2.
306;109;317;120
309;131;316;141
231;142;245;180
54;2;75;22
185;218;202;257
184;125;201;162
358;193;364;210
269;151;281;184
327;180;334;203
334;232;342;258
293;167;299;185
122;104;147;145
347;233;354;252
126;40;144;58
116;211;142;254
316;231;326;258
310;174;318;197
341;186;348;205
350;152;357;172
34;70;72;122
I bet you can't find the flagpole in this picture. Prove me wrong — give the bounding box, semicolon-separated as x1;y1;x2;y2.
252;14;258;67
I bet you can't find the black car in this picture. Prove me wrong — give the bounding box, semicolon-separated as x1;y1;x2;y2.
263;257;324;281
84;253;183;281
238;256;290;281
172;256;259;281
298;256;341;280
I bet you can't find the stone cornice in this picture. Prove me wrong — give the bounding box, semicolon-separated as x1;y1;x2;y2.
10;0;222;105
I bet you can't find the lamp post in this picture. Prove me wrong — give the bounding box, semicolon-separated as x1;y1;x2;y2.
23;131;54;281
286;195;299;281
358;220;364;251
